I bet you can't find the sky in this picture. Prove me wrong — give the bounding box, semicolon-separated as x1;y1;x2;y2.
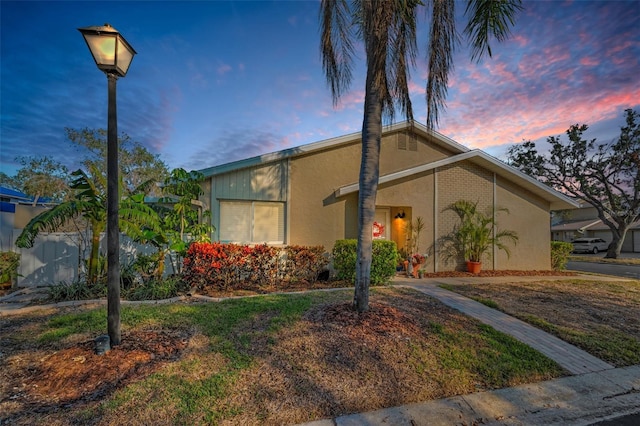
1;0;639;177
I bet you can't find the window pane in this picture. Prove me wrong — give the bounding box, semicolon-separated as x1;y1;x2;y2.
220;201;251;242
253;202;284;243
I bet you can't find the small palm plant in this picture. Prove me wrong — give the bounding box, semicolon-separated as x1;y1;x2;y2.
441;200;518;270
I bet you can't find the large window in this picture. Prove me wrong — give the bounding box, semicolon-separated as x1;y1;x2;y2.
219;201;285;244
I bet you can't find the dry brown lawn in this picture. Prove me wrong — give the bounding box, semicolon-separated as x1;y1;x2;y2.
441;278;640;366
0;287;564;425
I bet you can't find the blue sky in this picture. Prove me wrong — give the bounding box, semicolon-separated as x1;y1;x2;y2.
1;1;639;176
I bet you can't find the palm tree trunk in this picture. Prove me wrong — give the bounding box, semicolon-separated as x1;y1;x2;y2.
354;66;383;313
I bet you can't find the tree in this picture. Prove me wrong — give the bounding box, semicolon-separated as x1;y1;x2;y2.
320;0;522;311
137;168;214;278
440;199;518;266
65;127;169;197
507;108;640;258
15;167;159;284
0;172;19;191
10;156;70;204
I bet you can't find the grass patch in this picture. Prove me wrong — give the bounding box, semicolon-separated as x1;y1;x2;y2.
2;288;565;425
442;279;640;367
473;297;500;310
439;283;500;309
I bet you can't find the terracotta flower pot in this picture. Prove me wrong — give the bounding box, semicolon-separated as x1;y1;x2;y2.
412;263;421;278
466;260;482;274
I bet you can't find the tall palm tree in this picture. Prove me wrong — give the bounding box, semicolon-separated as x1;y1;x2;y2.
320;0;522;312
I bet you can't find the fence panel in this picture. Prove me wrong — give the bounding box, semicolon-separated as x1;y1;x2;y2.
10;230;166;287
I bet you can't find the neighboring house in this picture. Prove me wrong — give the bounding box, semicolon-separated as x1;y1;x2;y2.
552;202;640;252
198;122;577;272
0;186;51;251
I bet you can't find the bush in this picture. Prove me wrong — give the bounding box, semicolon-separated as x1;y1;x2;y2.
551;241;574;270
183;242;251;290
246;244;279;285
0;251;20;286
182;242;330;291
48;280;107;302
332;239;398;285
123;276;188;301
283;245;329;282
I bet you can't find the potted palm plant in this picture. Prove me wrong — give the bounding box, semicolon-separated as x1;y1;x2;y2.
442;200;518;273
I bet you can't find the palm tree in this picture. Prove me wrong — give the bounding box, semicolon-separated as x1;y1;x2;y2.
320;0;522;312
15;167;159;284
441;200;518;267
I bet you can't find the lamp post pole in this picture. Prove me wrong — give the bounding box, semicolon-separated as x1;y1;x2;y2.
78;23;136;346
106;73;120;344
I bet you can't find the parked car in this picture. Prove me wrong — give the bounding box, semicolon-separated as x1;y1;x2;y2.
572;238;609;254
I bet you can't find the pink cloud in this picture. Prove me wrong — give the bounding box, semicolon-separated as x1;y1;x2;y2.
440;84;640;150
579;57;599;67
333;89;365;111
217;64;232;75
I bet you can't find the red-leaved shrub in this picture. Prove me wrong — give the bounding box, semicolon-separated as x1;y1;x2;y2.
182;242;328;291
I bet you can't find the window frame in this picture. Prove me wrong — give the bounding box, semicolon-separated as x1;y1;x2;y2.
219;200;285;245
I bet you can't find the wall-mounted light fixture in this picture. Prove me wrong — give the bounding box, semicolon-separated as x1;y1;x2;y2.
395;210;406;219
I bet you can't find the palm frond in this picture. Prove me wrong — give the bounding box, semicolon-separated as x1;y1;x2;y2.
426;0;457;129
388;0;419;122
464;0;523;62
320;0;355;105
15;201;81;248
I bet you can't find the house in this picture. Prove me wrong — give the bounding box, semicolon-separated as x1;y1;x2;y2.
198;122;577;272
0;186;51;251
552;201;640;252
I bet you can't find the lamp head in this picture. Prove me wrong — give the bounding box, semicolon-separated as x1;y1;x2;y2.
78;23;136;77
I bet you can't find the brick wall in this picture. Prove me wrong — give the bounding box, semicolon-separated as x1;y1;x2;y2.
436;161;494;270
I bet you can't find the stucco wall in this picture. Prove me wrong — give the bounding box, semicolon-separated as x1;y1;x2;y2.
494;176;551;270
288;130;452;251
206;128;556;270
288;140;360;248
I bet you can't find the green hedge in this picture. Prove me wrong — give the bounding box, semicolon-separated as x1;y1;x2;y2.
332;239;397;285
551;241;574;270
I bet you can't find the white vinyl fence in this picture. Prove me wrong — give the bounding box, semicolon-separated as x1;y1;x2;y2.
9;230;165;287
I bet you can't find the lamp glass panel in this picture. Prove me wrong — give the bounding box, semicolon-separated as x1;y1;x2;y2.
116;39;134;75
84;34;116;66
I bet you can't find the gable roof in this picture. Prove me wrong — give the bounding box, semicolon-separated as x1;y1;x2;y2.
198;122;578;210
334;149;579;210
199;121;469;178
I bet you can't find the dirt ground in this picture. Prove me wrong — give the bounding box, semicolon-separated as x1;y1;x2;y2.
0;272;570;425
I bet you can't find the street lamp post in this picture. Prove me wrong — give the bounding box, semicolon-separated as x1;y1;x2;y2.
78;23;136;346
